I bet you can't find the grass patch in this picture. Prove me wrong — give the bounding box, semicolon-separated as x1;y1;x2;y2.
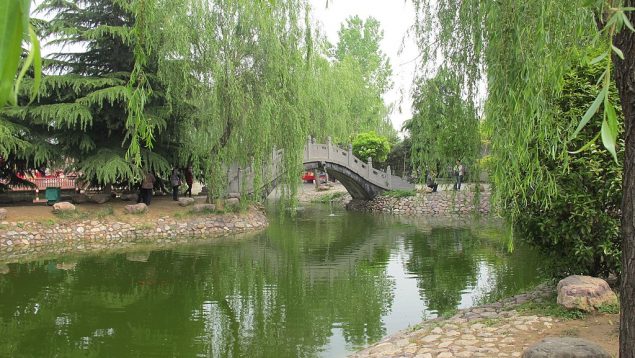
95;206;114;219
53;210;90;221
598;302;620;314
480;318;502;327
440;309;458;319
311;191;346;203
382;189;416;198
515;296;587;320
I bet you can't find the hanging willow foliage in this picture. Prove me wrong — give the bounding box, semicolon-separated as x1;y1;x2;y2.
404;68;480;180
411;0;601;213
126;0;393;204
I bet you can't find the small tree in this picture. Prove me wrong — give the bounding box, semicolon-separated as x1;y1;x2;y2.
352;131;391;165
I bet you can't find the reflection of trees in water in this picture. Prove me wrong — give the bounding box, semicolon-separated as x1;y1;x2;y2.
404;228;480;315
0;212;398;357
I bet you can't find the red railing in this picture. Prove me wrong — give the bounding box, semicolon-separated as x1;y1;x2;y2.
8;177;77;191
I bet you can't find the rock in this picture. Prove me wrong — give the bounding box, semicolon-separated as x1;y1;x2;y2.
53;202;76;213
71;194;89;204
178;197;195;207
0;208;6;220
522;337;611;358
120;193;138;201
191;204;216;213
89;194;111;204
126;252;150;262
56;261;77;270
557;275;618;312
124;203;148;215
226;198;240;207
227;192;241;199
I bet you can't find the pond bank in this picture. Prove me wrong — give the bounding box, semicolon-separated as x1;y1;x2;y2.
0;205;268;263
346;189;490;215
350;283;619;357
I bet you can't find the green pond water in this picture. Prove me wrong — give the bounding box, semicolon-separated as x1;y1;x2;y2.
0;205;545;357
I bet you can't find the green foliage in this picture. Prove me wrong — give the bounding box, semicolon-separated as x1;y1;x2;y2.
311;191;347;203
386;137;412;178
352;131;391;164
404;68;480;181
515;296;587;320
382;189;416;198
514;61;623;277
335;16;393;96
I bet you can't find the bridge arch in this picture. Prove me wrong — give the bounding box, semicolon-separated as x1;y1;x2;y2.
227;137;414;200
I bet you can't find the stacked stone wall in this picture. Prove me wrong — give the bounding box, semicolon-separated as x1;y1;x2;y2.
347;190;490;215
0;208;268;262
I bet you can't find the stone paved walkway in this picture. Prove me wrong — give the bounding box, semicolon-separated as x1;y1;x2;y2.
350;285;556;358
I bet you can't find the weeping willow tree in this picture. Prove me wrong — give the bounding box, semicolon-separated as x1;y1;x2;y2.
403;68;480;180
411;0;635;354
122;0;394;204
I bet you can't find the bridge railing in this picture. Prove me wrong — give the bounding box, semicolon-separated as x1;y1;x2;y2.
304;136;412;190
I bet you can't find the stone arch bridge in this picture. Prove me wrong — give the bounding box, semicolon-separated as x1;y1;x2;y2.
227;137;414;200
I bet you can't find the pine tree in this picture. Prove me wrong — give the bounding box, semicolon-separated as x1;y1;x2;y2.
1;0;179;189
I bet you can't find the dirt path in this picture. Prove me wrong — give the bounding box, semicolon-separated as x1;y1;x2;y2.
0;194;209;223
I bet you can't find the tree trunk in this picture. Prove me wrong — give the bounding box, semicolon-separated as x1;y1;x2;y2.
614;3;635;356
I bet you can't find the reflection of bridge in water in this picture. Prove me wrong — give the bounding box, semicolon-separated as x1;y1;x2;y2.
228;137;414;200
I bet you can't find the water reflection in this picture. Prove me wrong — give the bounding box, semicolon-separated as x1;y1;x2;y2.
0;205;544;357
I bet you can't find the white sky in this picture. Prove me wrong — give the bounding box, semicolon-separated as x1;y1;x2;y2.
308;0;419;134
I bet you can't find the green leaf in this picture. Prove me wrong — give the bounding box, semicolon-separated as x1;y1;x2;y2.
0;0;28;106
602;100;619;163
621;12;635;32
611;45;624;59
14;26;41;105
589;52;607;65
569;131;601;154
29;26;41;103
572;87;606;139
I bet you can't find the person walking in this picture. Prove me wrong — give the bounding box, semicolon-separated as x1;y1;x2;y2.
184;166;194;197
171;167;181;201
453;159;464;190
139;170;156;205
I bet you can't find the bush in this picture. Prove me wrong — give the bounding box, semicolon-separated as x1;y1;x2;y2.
352;131;391;164
382;189;416;198
513;60;622;277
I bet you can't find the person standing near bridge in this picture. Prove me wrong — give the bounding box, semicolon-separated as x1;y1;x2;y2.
453;160;464;191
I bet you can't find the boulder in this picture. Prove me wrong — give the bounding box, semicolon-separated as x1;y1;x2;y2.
191;204;216;213
120;193;138;202
0;208;6;220
126;252;150;262
522;337;611;358
71;194;89;204
178;197;195;207
52;202;76;213
89;193;111;204
557;275;618;312
56;262;77;271
124;203;148;215
227;192;241;199
226;198;240;207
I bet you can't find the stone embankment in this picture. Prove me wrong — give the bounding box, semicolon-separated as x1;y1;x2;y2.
347;190;490;215
351;285;556;358
0;207;267;263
